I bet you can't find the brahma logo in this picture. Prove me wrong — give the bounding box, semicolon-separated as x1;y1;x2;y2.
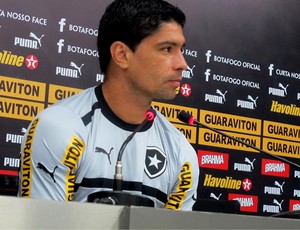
228;193;258;213
261;159;290;178
289;199;300;211
198;150;229;170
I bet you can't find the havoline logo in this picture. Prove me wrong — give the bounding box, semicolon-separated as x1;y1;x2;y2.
180;83;192;97
0;50;38;70
0;50;24;67
203;174;242;190
25;55;38;70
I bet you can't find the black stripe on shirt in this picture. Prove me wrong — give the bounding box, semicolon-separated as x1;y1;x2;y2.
81;102;101;126
76;177;168;204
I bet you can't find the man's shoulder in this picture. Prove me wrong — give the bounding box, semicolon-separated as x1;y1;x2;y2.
36;86;96;124
154;110;182;136
55;86;95;106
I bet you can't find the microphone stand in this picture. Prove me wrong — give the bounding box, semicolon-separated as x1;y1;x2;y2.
87;109;156;207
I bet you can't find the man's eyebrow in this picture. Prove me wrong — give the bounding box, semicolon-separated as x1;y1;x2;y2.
157;41;186;48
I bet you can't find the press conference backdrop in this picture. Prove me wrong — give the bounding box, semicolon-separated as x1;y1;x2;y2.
0;0;299;217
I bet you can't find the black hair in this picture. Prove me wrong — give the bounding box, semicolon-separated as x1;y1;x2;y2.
97;0;186;74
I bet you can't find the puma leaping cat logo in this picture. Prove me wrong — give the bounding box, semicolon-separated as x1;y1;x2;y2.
37;163;58;183
95;147;114;165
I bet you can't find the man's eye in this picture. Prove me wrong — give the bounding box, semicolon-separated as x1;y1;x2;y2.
163;47;172;52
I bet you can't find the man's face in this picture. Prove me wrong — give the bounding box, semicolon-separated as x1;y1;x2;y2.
126;21;187;101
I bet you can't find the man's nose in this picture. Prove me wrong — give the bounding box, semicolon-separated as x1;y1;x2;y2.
175;51;188;71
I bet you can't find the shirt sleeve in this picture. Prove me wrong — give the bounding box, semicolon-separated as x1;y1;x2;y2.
164;137;199;211
18;105;87;201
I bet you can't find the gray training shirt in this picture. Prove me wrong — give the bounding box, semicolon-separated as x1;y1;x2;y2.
19;84;199;210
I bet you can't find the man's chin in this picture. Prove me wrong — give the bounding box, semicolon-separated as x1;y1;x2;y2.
155;94;177;101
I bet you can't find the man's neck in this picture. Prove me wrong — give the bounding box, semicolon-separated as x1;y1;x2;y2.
101;82;151;124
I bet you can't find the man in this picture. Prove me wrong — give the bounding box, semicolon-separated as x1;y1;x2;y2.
18;0;199;211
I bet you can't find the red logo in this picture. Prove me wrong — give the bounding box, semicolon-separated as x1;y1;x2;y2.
242;178;252;191
228;193;258;213
198;150;229;170
180;83;192;97
261;159;290;178
289;199;300;211
25;55;39;70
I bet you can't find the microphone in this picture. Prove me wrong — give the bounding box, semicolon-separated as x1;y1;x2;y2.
87;108;156;207
177;110;300;170
114;109;156;191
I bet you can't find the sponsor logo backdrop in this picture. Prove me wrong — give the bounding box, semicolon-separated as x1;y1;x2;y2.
0;0;299;216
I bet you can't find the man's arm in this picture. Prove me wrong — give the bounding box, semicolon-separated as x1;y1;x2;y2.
18;105;86;201
165;139;199;211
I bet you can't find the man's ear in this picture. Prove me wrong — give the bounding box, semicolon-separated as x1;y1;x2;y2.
110;41;131;69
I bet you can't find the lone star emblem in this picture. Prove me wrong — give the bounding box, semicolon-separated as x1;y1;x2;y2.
145;146;167;179
148;154;162;169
